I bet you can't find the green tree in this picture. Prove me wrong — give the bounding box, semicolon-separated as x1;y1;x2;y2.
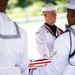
41;0;56;5
8;0;65;8
56;0;65;4
7;0;18;8
17;0;32;8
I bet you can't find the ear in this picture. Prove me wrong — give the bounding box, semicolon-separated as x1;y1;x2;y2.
43;12;47;17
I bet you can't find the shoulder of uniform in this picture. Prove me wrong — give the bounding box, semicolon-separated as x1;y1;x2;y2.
66;27;75;36
36;26;45;34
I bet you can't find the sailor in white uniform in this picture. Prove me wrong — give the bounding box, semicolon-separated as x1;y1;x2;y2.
35;4;63;59
0;0;29;75
33;0;75;75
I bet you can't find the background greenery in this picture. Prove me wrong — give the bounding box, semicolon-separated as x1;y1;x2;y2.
7;0;66;19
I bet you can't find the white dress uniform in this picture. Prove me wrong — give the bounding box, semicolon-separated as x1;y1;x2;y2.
35;24;63;59
33;25;75;75
0;12;29;75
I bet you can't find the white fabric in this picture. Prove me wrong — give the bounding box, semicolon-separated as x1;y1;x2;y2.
35;24;62;59
33;25;75;75
41;6;57;11
0;12;29;75
0;13;16;35
66;3;75;9
66;0;75;9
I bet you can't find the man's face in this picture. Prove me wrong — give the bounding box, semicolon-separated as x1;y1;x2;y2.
67;9;75;25
43;10;57;25
0;0;8;12
67;9;72;25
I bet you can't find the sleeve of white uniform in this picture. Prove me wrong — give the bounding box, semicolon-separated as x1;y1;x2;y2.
35;28;49;58
19;32;29;75
33;34;70;75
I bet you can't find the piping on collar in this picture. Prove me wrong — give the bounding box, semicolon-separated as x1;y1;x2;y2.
0;22;21;39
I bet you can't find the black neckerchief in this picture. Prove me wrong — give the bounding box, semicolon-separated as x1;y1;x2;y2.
45;23;57;35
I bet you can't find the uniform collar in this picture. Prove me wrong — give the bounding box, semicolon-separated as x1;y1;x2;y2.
0;13;21;39
45;23;57;34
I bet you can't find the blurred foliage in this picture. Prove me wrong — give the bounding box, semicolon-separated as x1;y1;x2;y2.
7;0;18;8
7;7;25;19
7;0;65;8
56;0;65;4
56;0;66;13
41;0;57;5
25;1;45;17
7;0;66;19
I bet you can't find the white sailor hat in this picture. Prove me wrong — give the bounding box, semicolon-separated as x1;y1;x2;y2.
41;4;57;11
66;0;75;9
